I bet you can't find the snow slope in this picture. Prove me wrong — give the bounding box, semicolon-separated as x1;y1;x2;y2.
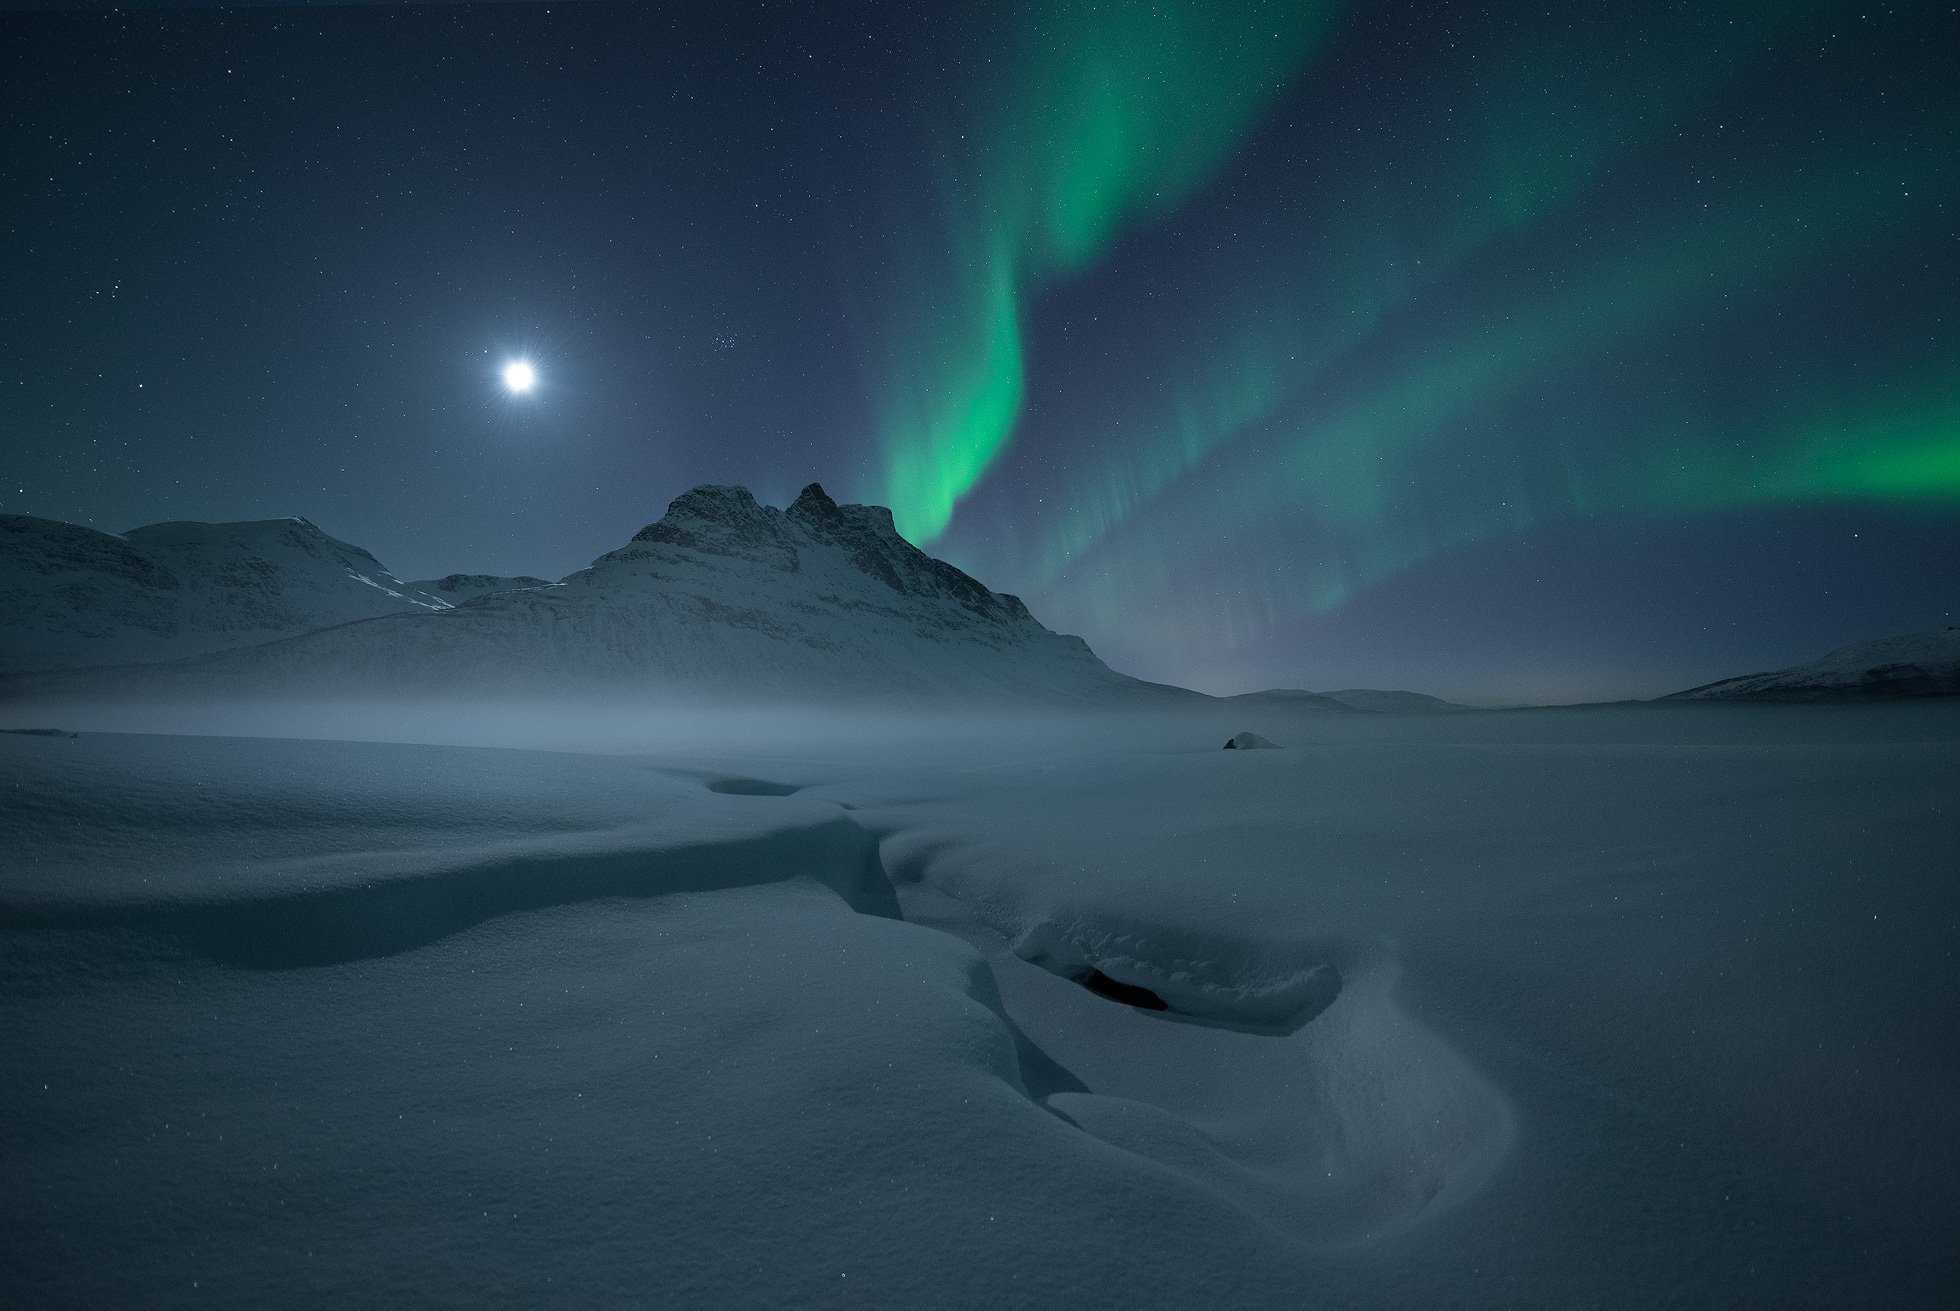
2;703;1955;1307
407;572;553;603
14;484;1188;706
1667;627;1960;700
0;514;451;674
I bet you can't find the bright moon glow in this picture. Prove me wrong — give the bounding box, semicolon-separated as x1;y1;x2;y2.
501;360;537;394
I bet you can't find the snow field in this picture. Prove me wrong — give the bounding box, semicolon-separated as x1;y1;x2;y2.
3;701;1957;1307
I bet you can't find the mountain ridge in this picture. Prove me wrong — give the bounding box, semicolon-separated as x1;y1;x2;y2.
0;512;453;675
3;484;1177;706
1664;628;1960;701
4;485;1470;711
408;573;553;604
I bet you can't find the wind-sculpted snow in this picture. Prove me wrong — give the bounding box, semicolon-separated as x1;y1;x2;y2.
1004;918;1344;1033
0;724;1514;1304
4;705;1957;1307
0;513;450;674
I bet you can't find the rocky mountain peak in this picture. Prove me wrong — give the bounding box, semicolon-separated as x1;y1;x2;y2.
630;484;800;567
786;482;839;520
781;483;1009;616
786;483;902;544
594;482;1038;630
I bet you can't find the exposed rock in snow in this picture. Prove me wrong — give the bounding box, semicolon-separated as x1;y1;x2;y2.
0;514;451;674
1665;628;1960;701
406;573;553;604
1224;731;1279;750
16;484;1198;706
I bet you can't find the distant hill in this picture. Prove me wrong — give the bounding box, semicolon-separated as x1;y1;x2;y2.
407;574;553;604
1226;687;1472;714
1664;629;1960;702
1221;688;1352;713
1315;688;1473;713
0;514;451;674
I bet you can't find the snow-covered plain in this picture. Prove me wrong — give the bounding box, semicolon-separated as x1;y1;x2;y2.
2;700;1956;1307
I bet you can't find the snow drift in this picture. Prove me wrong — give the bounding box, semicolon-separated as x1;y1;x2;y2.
7;704;1955;1306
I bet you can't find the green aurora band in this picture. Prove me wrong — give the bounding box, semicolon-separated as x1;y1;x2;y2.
1001;0;1924;595
874;0;1348;544
1035;168;1956;643
884;0;1956;646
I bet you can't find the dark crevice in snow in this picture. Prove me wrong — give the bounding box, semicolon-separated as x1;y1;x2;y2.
1006;919;1344;1036
701;776;802;797
1079;967;1170;1010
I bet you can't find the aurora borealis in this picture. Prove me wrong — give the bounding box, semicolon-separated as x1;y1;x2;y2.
869;0;1346;543
868;0;1959;698
4;0;1956;701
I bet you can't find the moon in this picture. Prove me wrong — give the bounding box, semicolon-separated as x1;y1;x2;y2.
501;359;537;394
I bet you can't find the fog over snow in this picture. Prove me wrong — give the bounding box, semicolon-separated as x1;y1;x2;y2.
3;697;1956;1307
3;493;1955;1308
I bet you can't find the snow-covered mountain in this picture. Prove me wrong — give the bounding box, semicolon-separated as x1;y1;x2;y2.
1665;628;1960;701
407;573;552;604
21;484;1188;705
0;514;452;674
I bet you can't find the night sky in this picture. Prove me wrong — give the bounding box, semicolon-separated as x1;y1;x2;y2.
5;0;1957;704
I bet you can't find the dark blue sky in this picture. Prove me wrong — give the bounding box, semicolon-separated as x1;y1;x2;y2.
4;0;1956;702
